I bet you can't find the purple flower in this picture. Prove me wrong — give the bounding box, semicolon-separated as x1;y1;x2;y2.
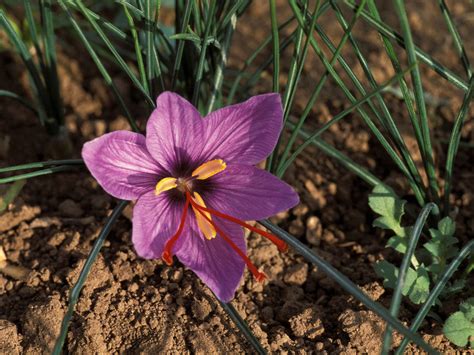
82;92;299;301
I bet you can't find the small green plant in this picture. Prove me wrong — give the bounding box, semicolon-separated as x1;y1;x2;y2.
443;298;474;347
369;184;472;350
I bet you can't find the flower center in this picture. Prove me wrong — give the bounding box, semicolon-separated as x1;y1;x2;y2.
154;159;288;283
155;159;227;240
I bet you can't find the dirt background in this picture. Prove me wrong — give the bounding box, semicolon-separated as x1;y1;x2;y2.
1;1;473;353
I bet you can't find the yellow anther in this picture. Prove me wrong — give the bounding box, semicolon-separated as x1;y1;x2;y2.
192;159;227;180
192;192;216;240
155;177;177;195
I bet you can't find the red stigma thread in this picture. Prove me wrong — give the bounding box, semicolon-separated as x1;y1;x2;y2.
162;197;190;265
186;194;287;252
187;192;267;282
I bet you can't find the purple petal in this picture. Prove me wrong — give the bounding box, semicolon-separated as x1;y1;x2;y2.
175;216;245;302
82;131;161;200
132;190;183;259
200;93;283;164
146;92;204;174
204;164;299;220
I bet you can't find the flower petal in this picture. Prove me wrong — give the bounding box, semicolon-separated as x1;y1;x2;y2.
82;131;161;200
204;164;299;220
132;190;183;259
200;93;283;164
146;92;205;174
175;216;245;302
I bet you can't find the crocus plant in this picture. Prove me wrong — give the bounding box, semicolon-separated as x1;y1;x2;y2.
82;92;299;301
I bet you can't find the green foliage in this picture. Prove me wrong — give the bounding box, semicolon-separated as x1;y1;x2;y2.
374;260;429;304
60;0;247;114
368;185;406;237
0;1;65;136
424;217;459;263
443;298;474;347
369;184;471;349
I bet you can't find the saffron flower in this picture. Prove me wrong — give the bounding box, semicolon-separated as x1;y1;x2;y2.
82;92;299;301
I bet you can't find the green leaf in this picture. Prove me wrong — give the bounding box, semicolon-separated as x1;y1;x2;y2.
374;260;417;295
443;311;474;347
424;216;459;261
374;260;398;289
438;216;456;237
441;278;466;297
387;234;407;254
0;180;26;213
407;265;430;304
369;185;406;236
460;298;474;322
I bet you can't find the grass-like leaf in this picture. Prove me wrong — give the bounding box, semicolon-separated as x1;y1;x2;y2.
0;179;26;214
0;9;52;128
73;0;154;108
0;165;78;184
40;0;64;126
275;0;364;174
0;159;84;173
268;0;320;172
365;0;427;182
191;1;217;106
58;0;139;132
0;90;38;114
437;0;472;78
277;64;416;178
330;0;425;196
121;0;148;93
343;0;469;92
269;0;280;93
287;121;384;187
171;0;194;90
226;16;295;104
443;78;474;212
393;0;439;201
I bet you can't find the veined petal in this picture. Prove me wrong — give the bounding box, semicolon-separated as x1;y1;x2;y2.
200;93;283;164
132;190;185;259
204;164;299;221
175;216;245;302
146;92;205;175
82;131;161;200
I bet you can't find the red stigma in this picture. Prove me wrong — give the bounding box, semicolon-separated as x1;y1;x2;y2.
185;192;288;252
187;191;269;283
161;196;190;265
162;189;286;284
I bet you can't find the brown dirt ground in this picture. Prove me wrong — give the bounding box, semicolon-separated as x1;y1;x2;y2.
1;1;473;354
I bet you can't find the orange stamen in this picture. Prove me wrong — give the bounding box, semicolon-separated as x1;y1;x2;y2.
188;196;288;252
162;196;191;265
187;192;266;282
